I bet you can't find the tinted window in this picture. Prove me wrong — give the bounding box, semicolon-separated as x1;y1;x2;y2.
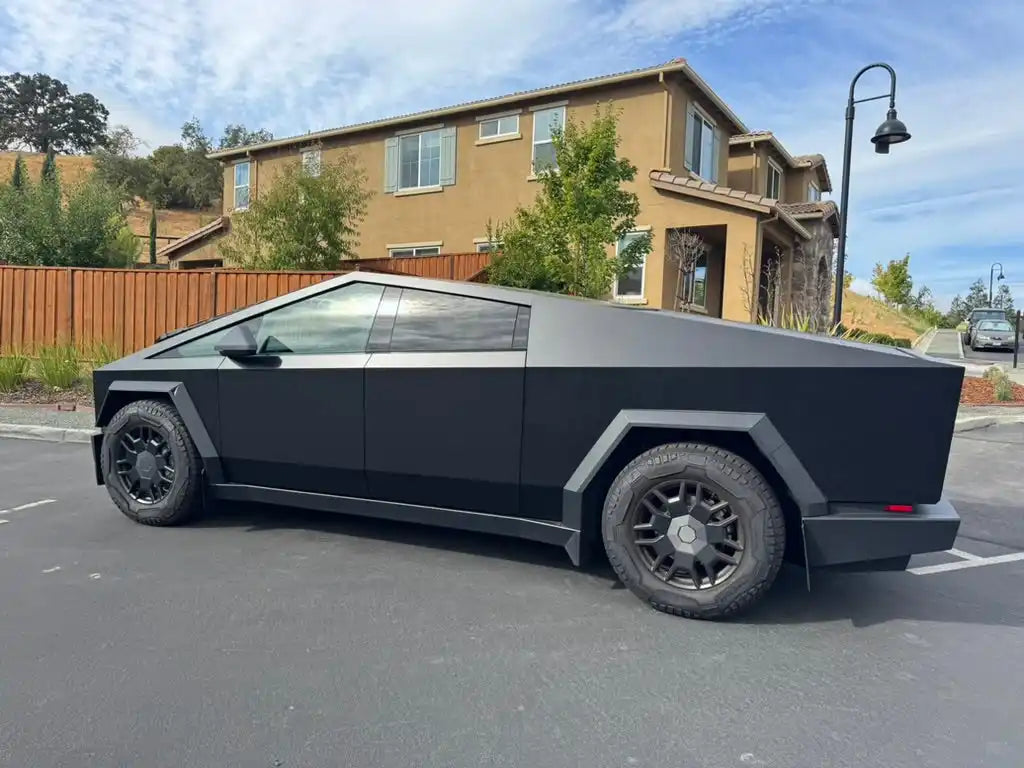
388;289;519;352
157;282;385;358
979;320;1013;331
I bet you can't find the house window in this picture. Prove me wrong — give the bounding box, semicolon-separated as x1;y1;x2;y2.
766;159;783;199
532;106;565;173
399;130;441;190
480;115;519;140
475;240;502;253
682;253;709;309
233;161;250;210
613;231;647;299
808;182;821;201
389;245;441;258
685;105;719;183
301;148;322;177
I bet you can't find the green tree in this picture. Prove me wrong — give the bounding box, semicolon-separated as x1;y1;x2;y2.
149;207;158;265
487;104;649;298
93;125;154;204
0;72;109;153
964;278;989;311
0;177;127;267
10;152;28;189
994;282;1015;315
218;152;371;270
842;271;854;290
219;124;274;149
41;148;58;185
871;253;913;306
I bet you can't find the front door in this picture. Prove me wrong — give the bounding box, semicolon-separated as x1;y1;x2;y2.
216;281;386;497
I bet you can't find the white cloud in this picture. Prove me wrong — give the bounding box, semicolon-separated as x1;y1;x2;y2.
0;0;816;146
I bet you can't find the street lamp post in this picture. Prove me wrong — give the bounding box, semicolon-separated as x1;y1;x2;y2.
989;262;1005;307
832;63;912;327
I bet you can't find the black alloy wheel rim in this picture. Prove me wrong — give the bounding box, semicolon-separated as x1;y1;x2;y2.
630;479;744;590
115;425;176;504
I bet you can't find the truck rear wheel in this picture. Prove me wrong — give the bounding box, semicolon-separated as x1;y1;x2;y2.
100;399;204;526
602;442;785;620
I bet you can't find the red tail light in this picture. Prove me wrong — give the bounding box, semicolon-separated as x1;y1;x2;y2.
885;504;914;513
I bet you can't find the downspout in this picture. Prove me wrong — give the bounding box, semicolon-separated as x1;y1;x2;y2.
659;71;671;170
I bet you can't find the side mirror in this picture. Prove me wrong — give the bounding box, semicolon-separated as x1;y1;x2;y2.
215;324;259;358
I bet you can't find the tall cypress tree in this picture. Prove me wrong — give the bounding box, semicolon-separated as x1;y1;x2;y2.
11;153;28;189
149;207;158;265
41;147;58;184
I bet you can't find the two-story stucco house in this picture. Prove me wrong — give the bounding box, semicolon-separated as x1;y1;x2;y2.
177;58;837;325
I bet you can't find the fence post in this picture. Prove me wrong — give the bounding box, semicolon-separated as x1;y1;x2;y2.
66;267;74;346
449;254;455;280
1015;310;1021;369
210;269;219;318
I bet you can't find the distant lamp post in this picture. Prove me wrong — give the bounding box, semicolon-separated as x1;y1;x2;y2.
990;262;1005;306
832;63;912;326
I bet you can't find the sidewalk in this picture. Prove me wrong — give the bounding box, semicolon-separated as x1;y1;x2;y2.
0;404;96;444
920;328;963;360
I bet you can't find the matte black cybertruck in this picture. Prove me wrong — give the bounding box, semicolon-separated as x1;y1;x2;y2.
91;272;963;619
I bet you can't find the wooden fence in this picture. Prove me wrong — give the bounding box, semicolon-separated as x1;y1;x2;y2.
0;252;491;355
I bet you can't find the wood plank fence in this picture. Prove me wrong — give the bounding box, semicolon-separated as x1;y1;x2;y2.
0;252;491;356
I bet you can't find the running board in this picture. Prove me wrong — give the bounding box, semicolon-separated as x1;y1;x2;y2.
210;483;582;564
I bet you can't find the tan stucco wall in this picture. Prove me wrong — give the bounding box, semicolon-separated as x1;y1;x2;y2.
785;168;818;203
727;147;757;192
221;72;762;320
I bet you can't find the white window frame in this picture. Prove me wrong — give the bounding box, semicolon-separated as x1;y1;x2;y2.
479;114;519;141
612;230;648;302
766;158;784;199
301;148;322;177
688;104;718;183
531;105;566;174
474;238;502;253
232;161;251;211
398;129;442;191
388;245;442;258
808;181;821;201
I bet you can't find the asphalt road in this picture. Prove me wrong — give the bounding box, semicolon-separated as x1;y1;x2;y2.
962;343;1021;366
1;432;1023;768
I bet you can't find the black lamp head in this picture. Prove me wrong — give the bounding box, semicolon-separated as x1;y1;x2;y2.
871;108;911;154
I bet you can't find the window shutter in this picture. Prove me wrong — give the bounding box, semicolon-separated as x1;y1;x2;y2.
711;128;720;184
439;127;457;187
684;104;696;171
384;137;399;193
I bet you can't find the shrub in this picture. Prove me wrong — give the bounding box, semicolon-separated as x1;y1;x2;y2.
995;375;1015;402
85;339;121;368
0;352;30;392
35;343;81;389
983;366;1004;382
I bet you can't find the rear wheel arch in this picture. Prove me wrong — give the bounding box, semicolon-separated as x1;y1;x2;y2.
562;411;826;566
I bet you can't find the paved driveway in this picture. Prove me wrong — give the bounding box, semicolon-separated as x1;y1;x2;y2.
1;432;1022;768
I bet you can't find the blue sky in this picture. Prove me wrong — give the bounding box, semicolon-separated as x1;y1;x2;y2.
1;0;1021;310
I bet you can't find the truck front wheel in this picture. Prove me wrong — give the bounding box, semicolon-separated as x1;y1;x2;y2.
100;399;204;527
602;442;785;620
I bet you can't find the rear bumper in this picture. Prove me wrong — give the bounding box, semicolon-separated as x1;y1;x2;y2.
803;499;960;570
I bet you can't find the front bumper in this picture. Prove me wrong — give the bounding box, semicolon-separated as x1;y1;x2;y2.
974;339;1014;349
802;499;960;570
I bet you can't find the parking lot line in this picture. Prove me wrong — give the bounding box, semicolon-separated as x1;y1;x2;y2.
909;551;1024;575
947;548;983;561
0;499;56;515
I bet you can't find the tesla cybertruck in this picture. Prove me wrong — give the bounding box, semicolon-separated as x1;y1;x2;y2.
91;272;962;619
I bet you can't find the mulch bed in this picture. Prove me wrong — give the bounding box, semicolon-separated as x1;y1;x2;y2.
960;376;1024;406
0;380;94;409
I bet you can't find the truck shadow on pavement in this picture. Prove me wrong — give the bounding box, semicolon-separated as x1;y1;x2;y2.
197;501;1024;630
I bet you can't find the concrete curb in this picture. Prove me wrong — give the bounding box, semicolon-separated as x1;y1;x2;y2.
954;414;1024;433
913;326;937;351
0;422;97;444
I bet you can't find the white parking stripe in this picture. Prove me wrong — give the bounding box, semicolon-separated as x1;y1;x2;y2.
947;548;984;561
909;552;1024;575
0;499;56;515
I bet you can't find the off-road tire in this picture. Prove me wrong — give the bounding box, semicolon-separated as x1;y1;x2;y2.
602;442;785;620
100;399;204;526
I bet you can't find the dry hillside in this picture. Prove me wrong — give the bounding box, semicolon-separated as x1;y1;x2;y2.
0;151;94;187
841;290;924;341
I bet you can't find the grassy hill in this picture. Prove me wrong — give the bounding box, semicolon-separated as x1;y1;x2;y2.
0;151;94;187
841;290;927;341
